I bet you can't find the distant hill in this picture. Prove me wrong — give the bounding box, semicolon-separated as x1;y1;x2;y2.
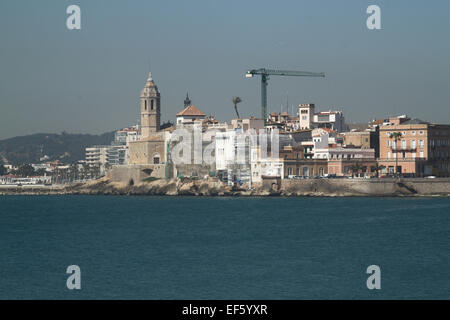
0;131;115;165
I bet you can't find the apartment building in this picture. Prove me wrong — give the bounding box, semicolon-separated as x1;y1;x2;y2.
378;120;450;176
341;128;380;157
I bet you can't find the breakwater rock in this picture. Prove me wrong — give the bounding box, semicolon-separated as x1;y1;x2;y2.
1;177;450;197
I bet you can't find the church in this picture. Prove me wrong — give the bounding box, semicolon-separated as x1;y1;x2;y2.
109;73;172;182
109;72;211;183
128;72;167;167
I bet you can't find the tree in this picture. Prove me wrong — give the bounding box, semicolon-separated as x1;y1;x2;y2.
350;162;362;177
35;168;47;176
15;164;35;177
389;132;403;177
232;96;242;119
0;164;7;176
373;163;386;178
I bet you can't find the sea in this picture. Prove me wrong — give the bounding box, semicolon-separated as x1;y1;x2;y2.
0;195;449;299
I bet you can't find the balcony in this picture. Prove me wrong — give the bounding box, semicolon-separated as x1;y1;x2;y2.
390;147;417;152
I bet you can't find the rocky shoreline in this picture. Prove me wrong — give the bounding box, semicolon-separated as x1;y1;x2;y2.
2;177;450;197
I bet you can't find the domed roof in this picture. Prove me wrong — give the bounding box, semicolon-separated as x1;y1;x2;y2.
141;72;160;98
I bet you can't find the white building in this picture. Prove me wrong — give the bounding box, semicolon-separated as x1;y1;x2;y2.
85;145;109;175
298;103;348;133
312;128;339;159
215;129;258;185
176;105;206;126
250;145;284;184
114;126;141;164
1;175;52;185
85;126;141;173
313;111;347;133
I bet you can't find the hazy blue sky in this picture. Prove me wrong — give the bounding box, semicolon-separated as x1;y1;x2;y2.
1;0;449;139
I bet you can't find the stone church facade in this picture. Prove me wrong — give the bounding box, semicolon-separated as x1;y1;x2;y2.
110;73;171;182
129;72;167;166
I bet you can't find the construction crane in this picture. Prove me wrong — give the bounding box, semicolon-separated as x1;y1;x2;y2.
245;68;325;122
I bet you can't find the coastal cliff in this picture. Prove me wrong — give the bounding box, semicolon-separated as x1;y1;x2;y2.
2;177;450;196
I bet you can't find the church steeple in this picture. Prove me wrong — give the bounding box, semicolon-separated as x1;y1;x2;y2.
140;72;161;138
184;92;191;107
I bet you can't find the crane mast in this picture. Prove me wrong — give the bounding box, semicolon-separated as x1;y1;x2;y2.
245;68;325;122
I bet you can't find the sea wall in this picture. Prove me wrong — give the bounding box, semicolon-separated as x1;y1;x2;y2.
2;178;450;197
281;178;450;196
108;164;166;183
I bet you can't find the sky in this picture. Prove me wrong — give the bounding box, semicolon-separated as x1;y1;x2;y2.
0;0;449;139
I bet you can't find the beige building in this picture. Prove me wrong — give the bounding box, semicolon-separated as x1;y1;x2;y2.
128;73;168;171
231;117;265;131
342;131;371;149
109;72;176;183
140;72;160;137
378;120;450;177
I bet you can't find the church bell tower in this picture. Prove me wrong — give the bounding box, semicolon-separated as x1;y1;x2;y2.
140;72;161;138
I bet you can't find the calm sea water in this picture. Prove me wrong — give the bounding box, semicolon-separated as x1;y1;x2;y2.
0;195;449;299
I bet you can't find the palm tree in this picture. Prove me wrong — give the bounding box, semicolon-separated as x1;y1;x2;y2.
350;162;362;178
232;96;242;119
389;132;402;177
373;163;386;178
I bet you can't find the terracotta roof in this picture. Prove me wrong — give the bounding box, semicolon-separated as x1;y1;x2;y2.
176;105;206;117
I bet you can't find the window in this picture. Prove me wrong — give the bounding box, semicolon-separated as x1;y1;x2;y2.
419;140;424;148
402;152;406;159
420;151;424;158
412;131;416;135
401;140;406;149
402;131;407;136
388;152;391;159
387;140;390;147
419;131;424;135
412;152;416;158
144;100;147;110
411;140;416;149
151;100;154;110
